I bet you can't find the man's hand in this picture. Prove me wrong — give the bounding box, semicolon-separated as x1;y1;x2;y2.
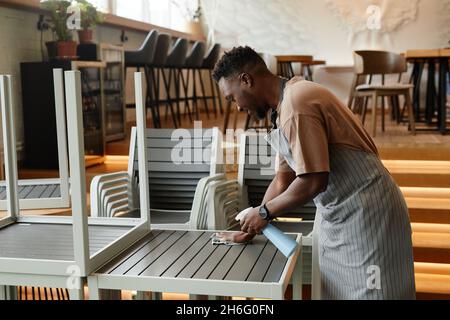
215;231;256;244
240;206;269;235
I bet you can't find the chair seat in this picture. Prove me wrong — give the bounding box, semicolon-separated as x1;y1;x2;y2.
125;50;148;66
356;83;413;91
116;208;191;224
150;210;191;224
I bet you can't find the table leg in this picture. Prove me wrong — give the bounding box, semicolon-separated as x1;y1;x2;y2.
289;63;295;79
412;61;424;121
425;59;436;125
438;57;449;134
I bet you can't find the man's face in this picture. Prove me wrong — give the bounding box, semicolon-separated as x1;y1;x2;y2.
218;74;269;120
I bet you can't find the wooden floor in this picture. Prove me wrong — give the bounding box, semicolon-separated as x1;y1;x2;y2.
105;107;450;159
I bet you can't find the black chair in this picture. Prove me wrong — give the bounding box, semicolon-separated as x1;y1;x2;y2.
149;33;172;128
124;29;158;69
201;44;223;116
183;41;207;120
164;38;189;125
124;30;160;126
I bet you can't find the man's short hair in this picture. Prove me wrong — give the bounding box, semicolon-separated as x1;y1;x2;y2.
212;46;266;82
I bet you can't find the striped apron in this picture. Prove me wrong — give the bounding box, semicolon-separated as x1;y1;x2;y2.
266;130;416;300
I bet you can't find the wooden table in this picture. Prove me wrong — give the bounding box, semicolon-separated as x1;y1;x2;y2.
275;55;313;79
405;49;450;134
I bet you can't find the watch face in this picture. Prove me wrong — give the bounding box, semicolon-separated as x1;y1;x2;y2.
259;206;268;219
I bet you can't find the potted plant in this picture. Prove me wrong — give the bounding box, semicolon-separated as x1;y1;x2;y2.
41;0;77;59
172;0;204;36
76;0;103;44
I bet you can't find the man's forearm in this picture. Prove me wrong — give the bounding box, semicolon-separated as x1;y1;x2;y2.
261;172;296;205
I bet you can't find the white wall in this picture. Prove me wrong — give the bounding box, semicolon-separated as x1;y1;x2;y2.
203;0;449;100
204;0;449;64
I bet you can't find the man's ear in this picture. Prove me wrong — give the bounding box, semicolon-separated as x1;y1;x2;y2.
239;73;253;88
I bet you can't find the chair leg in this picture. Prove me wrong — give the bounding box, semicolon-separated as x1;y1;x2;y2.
173;68;182;124
394;96;401;124
307;65;313;81
179;69;193;121
153;68;162;127
223;100;232;133
405;90;416;135
371;92;378;137
208;70;219;117
161;69;178;128
215;81;224;114
361;97;368;125
144;66;158;128
389;96;395;121
197;69;210;119
381;95;386;132
192;69;200;120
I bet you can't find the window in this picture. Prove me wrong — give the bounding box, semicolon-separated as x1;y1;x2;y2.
86;0;109;12
99;0;198;32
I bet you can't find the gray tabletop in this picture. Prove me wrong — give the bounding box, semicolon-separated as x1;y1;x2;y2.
0;223;132;260
97;230;295;283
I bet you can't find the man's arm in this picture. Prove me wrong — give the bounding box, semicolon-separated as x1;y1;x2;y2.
240;172;329;236
262;171;297;204
265;172;328;217
218;171;296;243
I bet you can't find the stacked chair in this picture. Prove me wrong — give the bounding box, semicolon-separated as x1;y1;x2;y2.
90;127;237;231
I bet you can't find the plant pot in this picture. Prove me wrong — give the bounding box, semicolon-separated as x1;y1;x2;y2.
45;41;58;61
57;41;78;60
78;29;94;44
184;21;204;37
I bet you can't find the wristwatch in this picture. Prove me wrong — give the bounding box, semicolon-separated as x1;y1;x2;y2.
259;204;273;221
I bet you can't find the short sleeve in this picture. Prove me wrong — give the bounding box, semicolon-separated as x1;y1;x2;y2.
275;153;294;173
282;114;330;176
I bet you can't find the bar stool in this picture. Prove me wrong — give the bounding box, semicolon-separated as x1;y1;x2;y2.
164;38;189;124
183;41;207;120
201;44;223;116
146;33;171;128
124;29;159;126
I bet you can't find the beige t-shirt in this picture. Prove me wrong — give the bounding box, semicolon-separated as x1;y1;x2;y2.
277;77;379;176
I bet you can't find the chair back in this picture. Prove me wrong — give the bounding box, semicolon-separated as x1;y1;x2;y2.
128;127;223;211
185;41;207;69
152;33;171;67
202;44;221;69
353;50;407;76
165;38;189;68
